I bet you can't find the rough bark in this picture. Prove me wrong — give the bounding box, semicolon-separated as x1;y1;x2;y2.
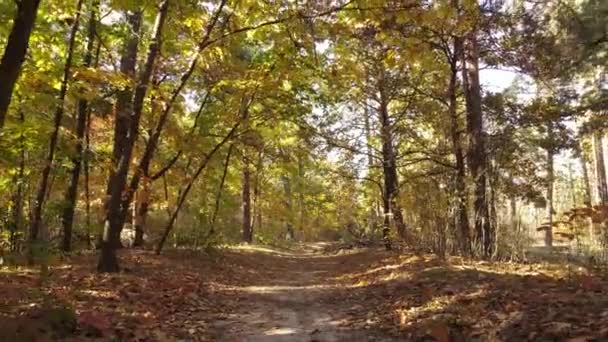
208;144;234;238
97;10;142;272
99;1;169;272
133;175;150;247
546;127;555;247
363;102;381;228
30;0;84;252
576;142;595;240
461;30;491;257
0;0;42;128
242;155;253;243
448;35;470;256
378;71;406;248
62;0;98;252
9;111;26;252
594;130;608;204
120;0;227;230
282;175;295;240
297;154;305;234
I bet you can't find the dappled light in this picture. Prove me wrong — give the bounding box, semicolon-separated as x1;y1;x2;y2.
1;0;608;340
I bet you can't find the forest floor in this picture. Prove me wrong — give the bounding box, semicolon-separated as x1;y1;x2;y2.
1;243;608;341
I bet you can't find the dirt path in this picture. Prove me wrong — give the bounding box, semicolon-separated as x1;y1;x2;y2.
3;244;608;341
208;244;396;341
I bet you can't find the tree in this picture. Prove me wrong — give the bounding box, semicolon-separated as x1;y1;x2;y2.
0;0;42;128
61;0;99;252
30;0;84;259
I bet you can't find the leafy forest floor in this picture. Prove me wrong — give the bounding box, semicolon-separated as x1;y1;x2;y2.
2;243;608;341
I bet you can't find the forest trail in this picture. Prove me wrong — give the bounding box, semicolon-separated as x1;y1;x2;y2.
209;243;395;341
2;243;608;341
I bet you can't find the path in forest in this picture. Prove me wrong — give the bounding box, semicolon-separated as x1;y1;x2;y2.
208;243;396;342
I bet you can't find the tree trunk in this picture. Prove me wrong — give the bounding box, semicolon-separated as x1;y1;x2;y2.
61;0;98;252
133;175;150;247
209;144;234;237
378;72;406;247
0;0;42;128
576;142;595;240
97;10;142;272
363;101;381;229
448;35;470;255
282;175;294;240
84;108;92;248
30;0;84;253
594;130;608;204
546;138;554;248
9;111;26;252
297;154;305;236
461;29;491;258
120;1;227;231
242;155;253;243
99;1;169;272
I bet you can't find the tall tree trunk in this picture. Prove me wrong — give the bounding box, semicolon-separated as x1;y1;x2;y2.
448;35;470;256
282;174;294;240
0;0;42;128
84;108;92;248
208;144;234;237
10;111;26;252
461;29;491;258
242;154;253;243
133;175;150;247
61;0;98;252
594;130;608;204
119;1;227;231
98;10;142;272
253;149;264;234
576;142;595;240
29;0;84;254
99;1;169;272
297;154;305;236
546;132;555;248
378;73;406;249
363;102;381;229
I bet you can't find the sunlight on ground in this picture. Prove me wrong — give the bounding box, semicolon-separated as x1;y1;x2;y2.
396;286;489;328
226;245;298;256
264;327;298;336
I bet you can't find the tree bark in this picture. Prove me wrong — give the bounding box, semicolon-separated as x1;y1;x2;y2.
461;30;491;258
576;142;595;240
546;126;555;247
593;130;608;204
61;0;98;252
119;1;227;231
133;175;150;247
9;111;26;252
252;149;264;233
0;0;42;128
363;101;381;229
97;10;142;272
242;154;253;243
30;0;84;254
208;144;234;237
448;35;470;256
378;71;406;248
99;1;169;272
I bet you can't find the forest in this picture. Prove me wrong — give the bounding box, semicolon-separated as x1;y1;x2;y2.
0;0;607;340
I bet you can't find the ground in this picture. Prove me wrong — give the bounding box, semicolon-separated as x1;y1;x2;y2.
1;243;608;341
